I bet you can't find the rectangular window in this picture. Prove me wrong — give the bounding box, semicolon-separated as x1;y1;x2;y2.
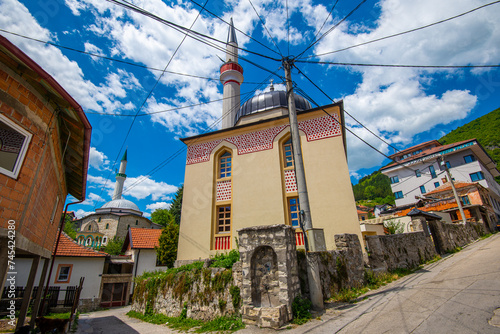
429;165;436;178
415;169;421;177
470;171;485;182
288;197;300;228
283;139;294;168
55;264;72;283
434;182;440;188
464;155;476;163
217;205;231;233
445;161;451;169
394;191;403;199
219;152;232;178
420;185;426;194
0;114;33;179
390;176;399;184
460;195;471;206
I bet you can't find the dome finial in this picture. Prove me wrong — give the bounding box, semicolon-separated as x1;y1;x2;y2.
269;79;274;91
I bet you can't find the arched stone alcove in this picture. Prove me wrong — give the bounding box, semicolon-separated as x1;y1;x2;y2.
251;246;279;307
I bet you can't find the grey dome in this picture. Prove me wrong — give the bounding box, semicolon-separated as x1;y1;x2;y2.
100;199;140;212
235;90;311;124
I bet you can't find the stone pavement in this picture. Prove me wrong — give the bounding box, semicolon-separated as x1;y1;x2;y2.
271;233;500;334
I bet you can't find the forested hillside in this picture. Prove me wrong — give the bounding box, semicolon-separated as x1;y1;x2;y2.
352;171;394;205
439;107;500;182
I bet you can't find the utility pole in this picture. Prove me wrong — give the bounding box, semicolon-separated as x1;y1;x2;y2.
440;157;467;224
283;58;324;311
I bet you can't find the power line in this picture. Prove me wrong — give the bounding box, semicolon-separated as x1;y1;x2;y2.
286;0;290;56
293;64;400;153
187;0;281;56
295;60;500;68
95;0;210;209
308;0;340;51
247;0;283;57
107;0;281;62
300;0;500;59
295;0;368;60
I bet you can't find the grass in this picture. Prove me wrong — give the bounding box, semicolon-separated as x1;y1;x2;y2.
447;246;462;254
127;310;244;333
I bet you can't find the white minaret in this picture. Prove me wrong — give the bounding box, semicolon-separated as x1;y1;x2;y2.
220;18;244;129
112;150;127;200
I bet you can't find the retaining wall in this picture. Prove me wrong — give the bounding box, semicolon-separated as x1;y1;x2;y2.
429;221;486;253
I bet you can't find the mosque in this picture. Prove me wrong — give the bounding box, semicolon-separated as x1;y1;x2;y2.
176;20;362;261
76;150;161;248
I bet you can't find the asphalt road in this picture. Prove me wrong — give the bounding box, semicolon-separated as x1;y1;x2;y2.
75;234;500;334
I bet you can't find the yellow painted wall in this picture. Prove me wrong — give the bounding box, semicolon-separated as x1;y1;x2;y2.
177;106;363;261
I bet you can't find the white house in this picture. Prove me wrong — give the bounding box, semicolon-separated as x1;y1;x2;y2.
381;139;500;222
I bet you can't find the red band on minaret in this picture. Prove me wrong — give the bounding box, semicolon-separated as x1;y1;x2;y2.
220;62;243;74
223;80;241;85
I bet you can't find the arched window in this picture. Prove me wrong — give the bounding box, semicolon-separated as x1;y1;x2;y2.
282;138;294;169
88;225;91;231
105;223;109;229
218;151;232;179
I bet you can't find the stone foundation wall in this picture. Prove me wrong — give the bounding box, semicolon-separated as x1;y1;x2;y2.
78;298;101;312
429;221;486;253
366;232;437;272
131;264;242;321
298;234;364;300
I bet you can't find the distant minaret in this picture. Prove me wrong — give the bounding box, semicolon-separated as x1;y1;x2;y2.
112;150;127;200
220;18;244;129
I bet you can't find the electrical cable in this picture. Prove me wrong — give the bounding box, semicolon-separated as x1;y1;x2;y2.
286;0;290;56
247;0;283;56
94;0;211;209
300;0;500;59
295;0;368;60
295;60;500;68
187;0;282;56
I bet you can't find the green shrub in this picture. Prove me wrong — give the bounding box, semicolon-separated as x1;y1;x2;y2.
291;296;312;325
210;249;240;269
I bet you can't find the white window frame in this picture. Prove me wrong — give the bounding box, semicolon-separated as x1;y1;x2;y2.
0;114;32;179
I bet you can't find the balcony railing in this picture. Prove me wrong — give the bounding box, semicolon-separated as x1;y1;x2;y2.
214;235;231;250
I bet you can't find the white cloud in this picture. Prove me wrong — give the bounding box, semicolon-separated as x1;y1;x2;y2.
75;209;95;219
146;202;172;211
89;147;110;170
80;192;105;206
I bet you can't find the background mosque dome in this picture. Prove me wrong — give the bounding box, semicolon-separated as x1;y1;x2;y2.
235;90;312;125
99;198;140;212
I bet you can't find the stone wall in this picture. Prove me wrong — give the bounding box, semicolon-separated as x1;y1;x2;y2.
298;234;364;300
428;221;486;253
131;264;242;321
366;232;437;272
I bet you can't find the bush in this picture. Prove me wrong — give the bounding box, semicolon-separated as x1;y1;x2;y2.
291;296;312;325
210;249;240;269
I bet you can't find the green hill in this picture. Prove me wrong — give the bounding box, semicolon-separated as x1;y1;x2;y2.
439;107;500;182
352;171;394;206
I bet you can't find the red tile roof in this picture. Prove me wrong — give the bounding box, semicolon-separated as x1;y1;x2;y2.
55;233;108;257
129;228;163;249
425;181;478;195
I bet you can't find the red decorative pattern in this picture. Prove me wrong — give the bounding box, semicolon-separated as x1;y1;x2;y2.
284;170;297;193
186;115;341;165
216;180;232;202
214;235;231;250
299;115;341;141
295;231;304;246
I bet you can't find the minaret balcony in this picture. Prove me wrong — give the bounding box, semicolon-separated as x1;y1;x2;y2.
116;173;127;178
220;62;243;74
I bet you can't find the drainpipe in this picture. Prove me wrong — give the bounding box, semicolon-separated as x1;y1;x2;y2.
39;199;83;315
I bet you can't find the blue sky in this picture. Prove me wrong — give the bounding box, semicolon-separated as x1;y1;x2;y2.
1;0;499;218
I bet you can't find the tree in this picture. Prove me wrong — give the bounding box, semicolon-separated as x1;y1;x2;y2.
384;220;404;234
103;237;125;255
156;223;180;268
63;214;77;239
170;185;183;225
151;209;174;227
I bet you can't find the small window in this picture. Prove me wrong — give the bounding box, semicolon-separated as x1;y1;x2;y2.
55;265;72;283
415;169;421;177
470;171;485;182
217;205;231;233
420;185;426;194
394;191;403;199
88;225;91;231
135;220;138;225
98;217;101;222
429;165;436;178
441;177;448;184
390;176;399;184
283;138;294;168
460;196;470;206
105;223;109;229
464;155;476;163
434;182;440;188
288;197;300;228
0;114;33;179
219;152;232;178
445;161;451;169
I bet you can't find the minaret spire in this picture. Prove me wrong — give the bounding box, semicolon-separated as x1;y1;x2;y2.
220;18;243;129
112;149;128;200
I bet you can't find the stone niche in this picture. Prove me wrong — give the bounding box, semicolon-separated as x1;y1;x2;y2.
238;224;300;328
